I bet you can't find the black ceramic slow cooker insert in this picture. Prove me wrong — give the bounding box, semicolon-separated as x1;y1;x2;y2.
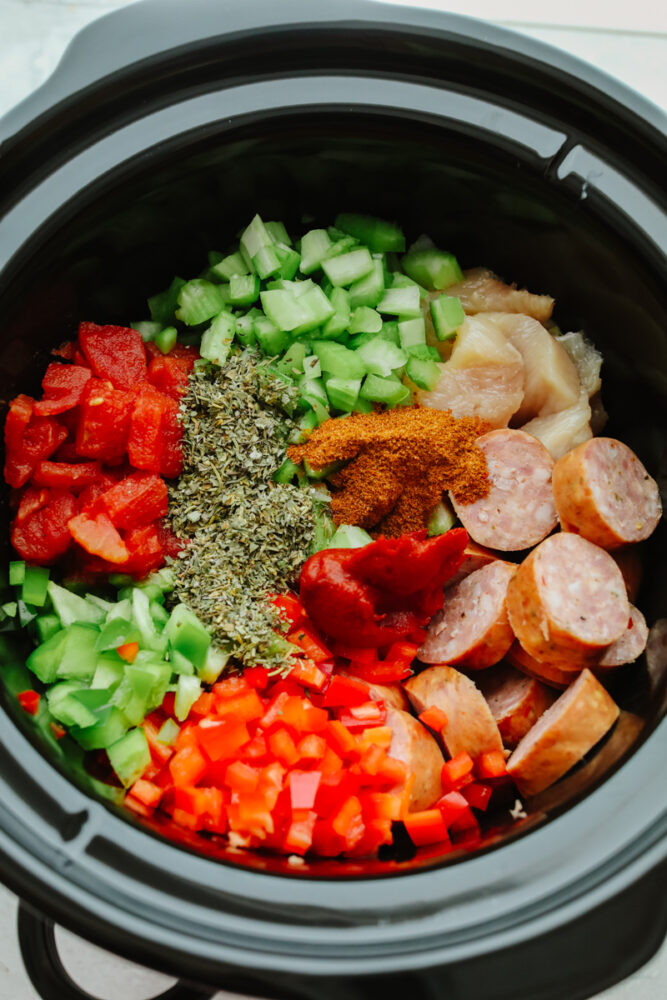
0;2;665;999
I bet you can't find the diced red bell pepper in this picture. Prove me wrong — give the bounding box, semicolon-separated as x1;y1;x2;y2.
11;491;78;564
284;809;317;855
322;675;370;708
225;760;260;793
419;706;448;732
117;641;139;663
287;625;332;663
461;782;492;812
75;380;134;461
78;322;147;391
267;728;300;766
147;349;197;397
331;795;365;851
288;770;322;810
270;593;304;628
50;721;66;741
168;745;208;786
34;363;93;416
213;675;250;699
326;720;360;760
441;752;474;793
475;750;508;780
68;510;129;564
99;472;168;529
296;733;327;762
17;690;41;715
279;696;328;733
287;657;328;692
130;778;163;808
437;790;474;828
338;700;386;731
215;689;264;723
404;808;450;847
362;791;402;822
196;718;249;761
320;746;344;775
31;460;101;492
241;732;268;762
243;666;270;690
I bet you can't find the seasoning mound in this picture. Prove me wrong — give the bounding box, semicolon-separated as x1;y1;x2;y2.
168;352;315;667
288;406;489;536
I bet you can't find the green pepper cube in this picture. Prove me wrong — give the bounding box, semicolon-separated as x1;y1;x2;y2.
163;604;211;669
430;295;465;341
21;566;50;607
71;706;129;750
174;674;203;721
107;728;151;786
9;561;25;587
26;628;67;684
56;623;102;682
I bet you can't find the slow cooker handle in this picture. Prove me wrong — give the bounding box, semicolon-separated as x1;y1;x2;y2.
17;903;217;1000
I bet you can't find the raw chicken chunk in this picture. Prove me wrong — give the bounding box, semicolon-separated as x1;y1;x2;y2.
555;331;602;397
445;267;554;324
520;392;593;460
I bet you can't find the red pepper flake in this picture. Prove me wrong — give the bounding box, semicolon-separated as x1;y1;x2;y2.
17;690;40;716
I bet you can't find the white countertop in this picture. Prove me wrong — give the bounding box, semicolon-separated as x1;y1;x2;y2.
0;1;665;998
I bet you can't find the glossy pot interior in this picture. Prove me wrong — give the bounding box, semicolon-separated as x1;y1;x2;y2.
0;0;665;990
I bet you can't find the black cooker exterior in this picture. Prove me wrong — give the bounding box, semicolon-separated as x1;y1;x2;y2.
0;2;665;999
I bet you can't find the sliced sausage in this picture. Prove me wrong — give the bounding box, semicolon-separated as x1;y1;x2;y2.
404;665;503;759
506;669;620;797
444;540;498;589
337;671;410;712
506;640;580;690
419;561;516;669
611;546;643;603
553;437;661;549
451;429;557;551
506;533;630;665
477;663;555;749
598;604;648;669
386;707;444;811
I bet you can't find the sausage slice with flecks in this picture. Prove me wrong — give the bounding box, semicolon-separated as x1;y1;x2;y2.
386;707;444;811
404;665;503;759
477;663;555;749
507;669;620;797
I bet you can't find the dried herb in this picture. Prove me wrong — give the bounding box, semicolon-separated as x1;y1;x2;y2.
167;351;315;668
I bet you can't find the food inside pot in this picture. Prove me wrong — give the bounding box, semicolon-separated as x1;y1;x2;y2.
1;212;661;861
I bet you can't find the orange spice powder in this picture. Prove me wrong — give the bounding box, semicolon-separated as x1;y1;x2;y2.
288;406;490;536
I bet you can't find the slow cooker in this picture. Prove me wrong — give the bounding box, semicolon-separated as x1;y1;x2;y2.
0;2;665;998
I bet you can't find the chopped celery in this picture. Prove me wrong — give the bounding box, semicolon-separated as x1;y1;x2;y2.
356;338;407;377
174;674;202;721
360;373;411;407
234;314;256;347
310;506;335;553
427;500;457;536
154;326;178;355
312;341;367;379
291;286;335;335
407;344;441;361
325;377;362;412
211;250;250;280
302;355;321;379
321;286;351;338
300;229;333;274
402;248;463;290
48;582;105;627
21;566;50;607
229;273;260;306
329;524;373;548
348;307;382;335
265;220;292;246
377;285;421;318
240;214;272;270
131;320;163;342
252;244;282;280
254;316;290;355
274;243;301;280
176;279;227;325
398;317;426;350
303;458;344;482
199;645;230;684
321;248;374;287
107;728;151;786
334;214;405;253
297;375;329;412
430;295;465;341
200;310;235;365
157;718;180;745
260;290;311;331
275;342;307;377
148;277;186;325
9;561;25;586
406;355;442;391
348;258;385;309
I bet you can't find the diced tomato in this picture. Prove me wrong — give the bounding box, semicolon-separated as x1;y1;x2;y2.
99;472;168;529
158;395;184;479
17;690;40;715
77;471;122;509
78;322;147;391
11;491;78;564
345;657;412;685
33;363;93;416
128;387;166;473
404;808;450;847
31;460;102;492
116;641;139;663
121;522;165;578
75;380;134;461
196;719;249;761
68;510;129;564
155;520;183;559
15;487;50;525
147;354;194;399
5;412;68;489
4;395;34;452
418;706;448;732
475;750;508;780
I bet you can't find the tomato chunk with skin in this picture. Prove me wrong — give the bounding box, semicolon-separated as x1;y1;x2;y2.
32;460;102;492
78;322;147;391
68;509;129;564
75;380;134;461
4;412;68;488
128;387;167;472
5;395;34;452
147;351;197;399
11;491;78;564
158;395;184;479
33;363;92;416
121;522;165;577
99;472;168;529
